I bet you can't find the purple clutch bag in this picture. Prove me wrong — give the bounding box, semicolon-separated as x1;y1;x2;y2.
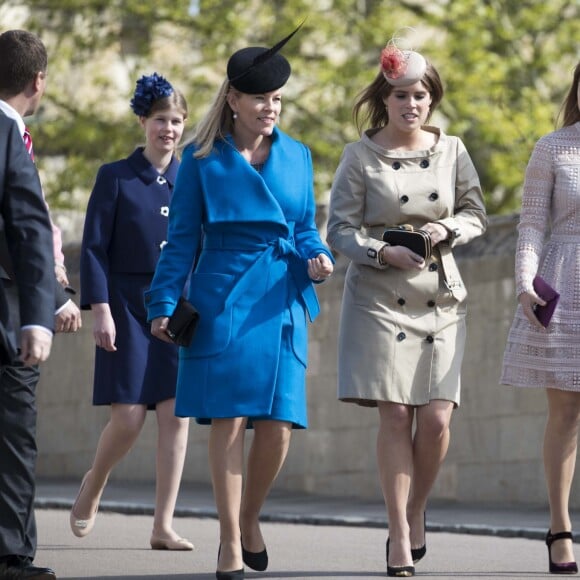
533;275;560;328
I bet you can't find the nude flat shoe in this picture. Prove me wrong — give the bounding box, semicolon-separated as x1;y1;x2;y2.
150;536;194;551
69;471;100;538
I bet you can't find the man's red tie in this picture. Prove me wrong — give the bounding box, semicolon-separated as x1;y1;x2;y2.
23;126;34;161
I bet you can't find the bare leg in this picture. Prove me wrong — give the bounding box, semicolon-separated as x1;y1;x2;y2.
73;403;147;519
210;417;246;573
377;402;414;568
407;400;454;550
151;398;190;541
544;388;580;565
240;420;292;552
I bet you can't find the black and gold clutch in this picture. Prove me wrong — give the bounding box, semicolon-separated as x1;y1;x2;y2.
382;225;432;260
166;297;199;347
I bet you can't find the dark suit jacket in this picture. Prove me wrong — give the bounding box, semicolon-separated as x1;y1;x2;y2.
0;114;55;363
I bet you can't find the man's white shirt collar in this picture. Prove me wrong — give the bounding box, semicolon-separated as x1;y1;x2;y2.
0;100;25;137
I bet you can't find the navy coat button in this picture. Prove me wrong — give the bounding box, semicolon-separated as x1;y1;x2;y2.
392;161;401;170
397;332;406;341
427;300;436;307
429;192;438;201
429;263;438;272
400;195;409;204
420;159;430;168
426;335;434;343
398;297;406;306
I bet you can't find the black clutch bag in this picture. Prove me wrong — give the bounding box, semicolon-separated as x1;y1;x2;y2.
166;297;199;347
382;225;432;259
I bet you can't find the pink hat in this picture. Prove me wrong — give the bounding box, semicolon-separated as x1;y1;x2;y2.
380;41;427;87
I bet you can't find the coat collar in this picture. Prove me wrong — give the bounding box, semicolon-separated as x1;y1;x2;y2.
126;147;179;186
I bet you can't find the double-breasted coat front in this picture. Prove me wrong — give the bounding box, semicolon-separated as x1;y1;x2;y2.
327;127;487;407
145;127;333;427
81;148;179;407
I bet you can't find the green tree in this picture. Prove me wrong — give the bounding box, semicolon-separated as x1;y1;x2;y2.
1;0;578;213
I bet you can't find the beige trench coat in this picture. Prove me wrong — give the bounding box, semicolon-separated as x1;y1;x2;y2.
327;127;487;407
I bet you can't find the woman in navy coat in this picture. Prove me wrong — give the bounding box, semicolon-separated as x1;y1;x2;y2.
146;28;334;580
70;74;194;551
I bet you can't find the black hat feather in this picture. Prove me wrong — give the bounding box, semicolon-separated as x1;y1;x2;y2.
227;21;304;94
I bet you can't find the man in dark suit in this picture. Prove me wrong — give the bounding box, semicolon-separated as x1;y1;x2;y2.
0;29;74;580
0;115;56;579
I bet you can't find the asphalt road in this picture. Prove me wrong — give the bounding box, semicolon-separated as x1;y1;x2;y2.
35;508;558;580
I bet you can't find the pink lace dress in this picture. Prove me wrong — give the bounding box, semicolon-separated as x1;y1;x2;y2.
501;122;580;390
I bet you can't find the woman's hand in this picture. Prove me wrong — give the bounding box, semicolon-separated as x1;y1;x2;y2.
308;253;334;282
379;245;425;270
518;290;547;329
91;303;117;351
420;222;449;246
151;316;174;343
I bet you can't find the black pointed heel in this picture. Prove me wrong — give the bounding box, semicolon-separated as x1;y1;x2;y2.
546;530;578;575
386;538;415;577
411;512;427;563
242;544;268;571
216;544;245;580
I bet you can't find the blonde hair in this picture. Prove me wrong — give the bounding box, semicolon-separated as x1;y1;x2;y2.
147;88;188;119
559;60;580;128
187;79;235;159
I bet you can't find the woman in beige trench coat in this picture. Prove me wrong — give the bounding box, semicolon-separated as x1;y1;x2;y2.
327;41;487;577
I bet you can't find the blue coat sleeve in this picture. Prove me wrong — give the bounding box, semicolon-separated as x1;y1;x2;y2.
80;165;118;309
145;145;201;319
293;146;334;264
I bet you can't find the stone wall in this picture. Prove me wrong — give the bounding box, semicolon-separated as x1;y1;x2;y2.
36;213;575;507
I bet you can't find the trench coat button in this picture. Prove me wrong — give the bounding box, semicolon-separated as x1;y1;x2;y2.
160;206;169;216
420;159;430;168
428;192;438;201
400;195;409;204
159;240;167;250
427;300;436;307
428;263;438;272
398;297;406;306
392;161;401;170
156;175;167;185
397;332;406;341
426;335;434;343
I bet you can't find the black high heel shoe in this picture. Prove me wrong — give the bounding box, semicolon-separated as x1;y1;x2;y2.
411;512;427;563
216;544;245;580
546;530;578;575
386;538;415;577
242;543;268;571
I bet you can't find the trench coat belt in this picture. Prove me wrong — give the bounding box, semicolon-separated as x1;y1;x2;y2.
203;235;320;322
364;224;467;302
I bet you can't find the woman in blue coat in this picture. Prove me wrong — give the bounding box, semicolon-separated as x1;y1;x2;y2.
70;74;193;551
146;27;334;580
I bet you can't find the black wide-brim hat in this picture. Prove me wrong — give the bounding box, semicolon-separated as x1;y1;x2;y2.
227;22;303;94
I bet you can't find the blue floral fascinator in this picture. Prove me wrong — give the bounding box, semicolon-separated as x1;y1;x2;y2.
130;73;174;116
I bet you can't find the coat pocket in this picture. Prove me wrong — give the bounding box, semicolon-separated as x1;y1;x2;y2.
182;272;234;358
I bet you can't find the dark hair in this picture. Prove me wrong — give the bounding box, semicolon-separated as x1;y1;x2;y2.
0;30;47;97
353;61;444;135
147;89;188;119
559;60;580;128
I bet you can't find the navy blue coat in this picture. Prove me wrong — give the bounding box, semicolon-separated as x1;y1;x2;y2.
81;148;180;406
145;128;333;426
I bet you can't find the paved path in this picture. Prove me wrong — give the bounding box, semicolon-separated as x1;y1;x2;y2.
32;478;580;579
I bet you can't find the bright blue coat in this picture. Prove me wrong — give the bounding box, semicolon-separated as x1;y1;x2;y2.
145;127;333;427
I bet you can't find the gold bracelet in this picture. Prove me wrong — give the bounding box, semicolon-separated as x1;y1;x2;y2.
378;244;389;266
